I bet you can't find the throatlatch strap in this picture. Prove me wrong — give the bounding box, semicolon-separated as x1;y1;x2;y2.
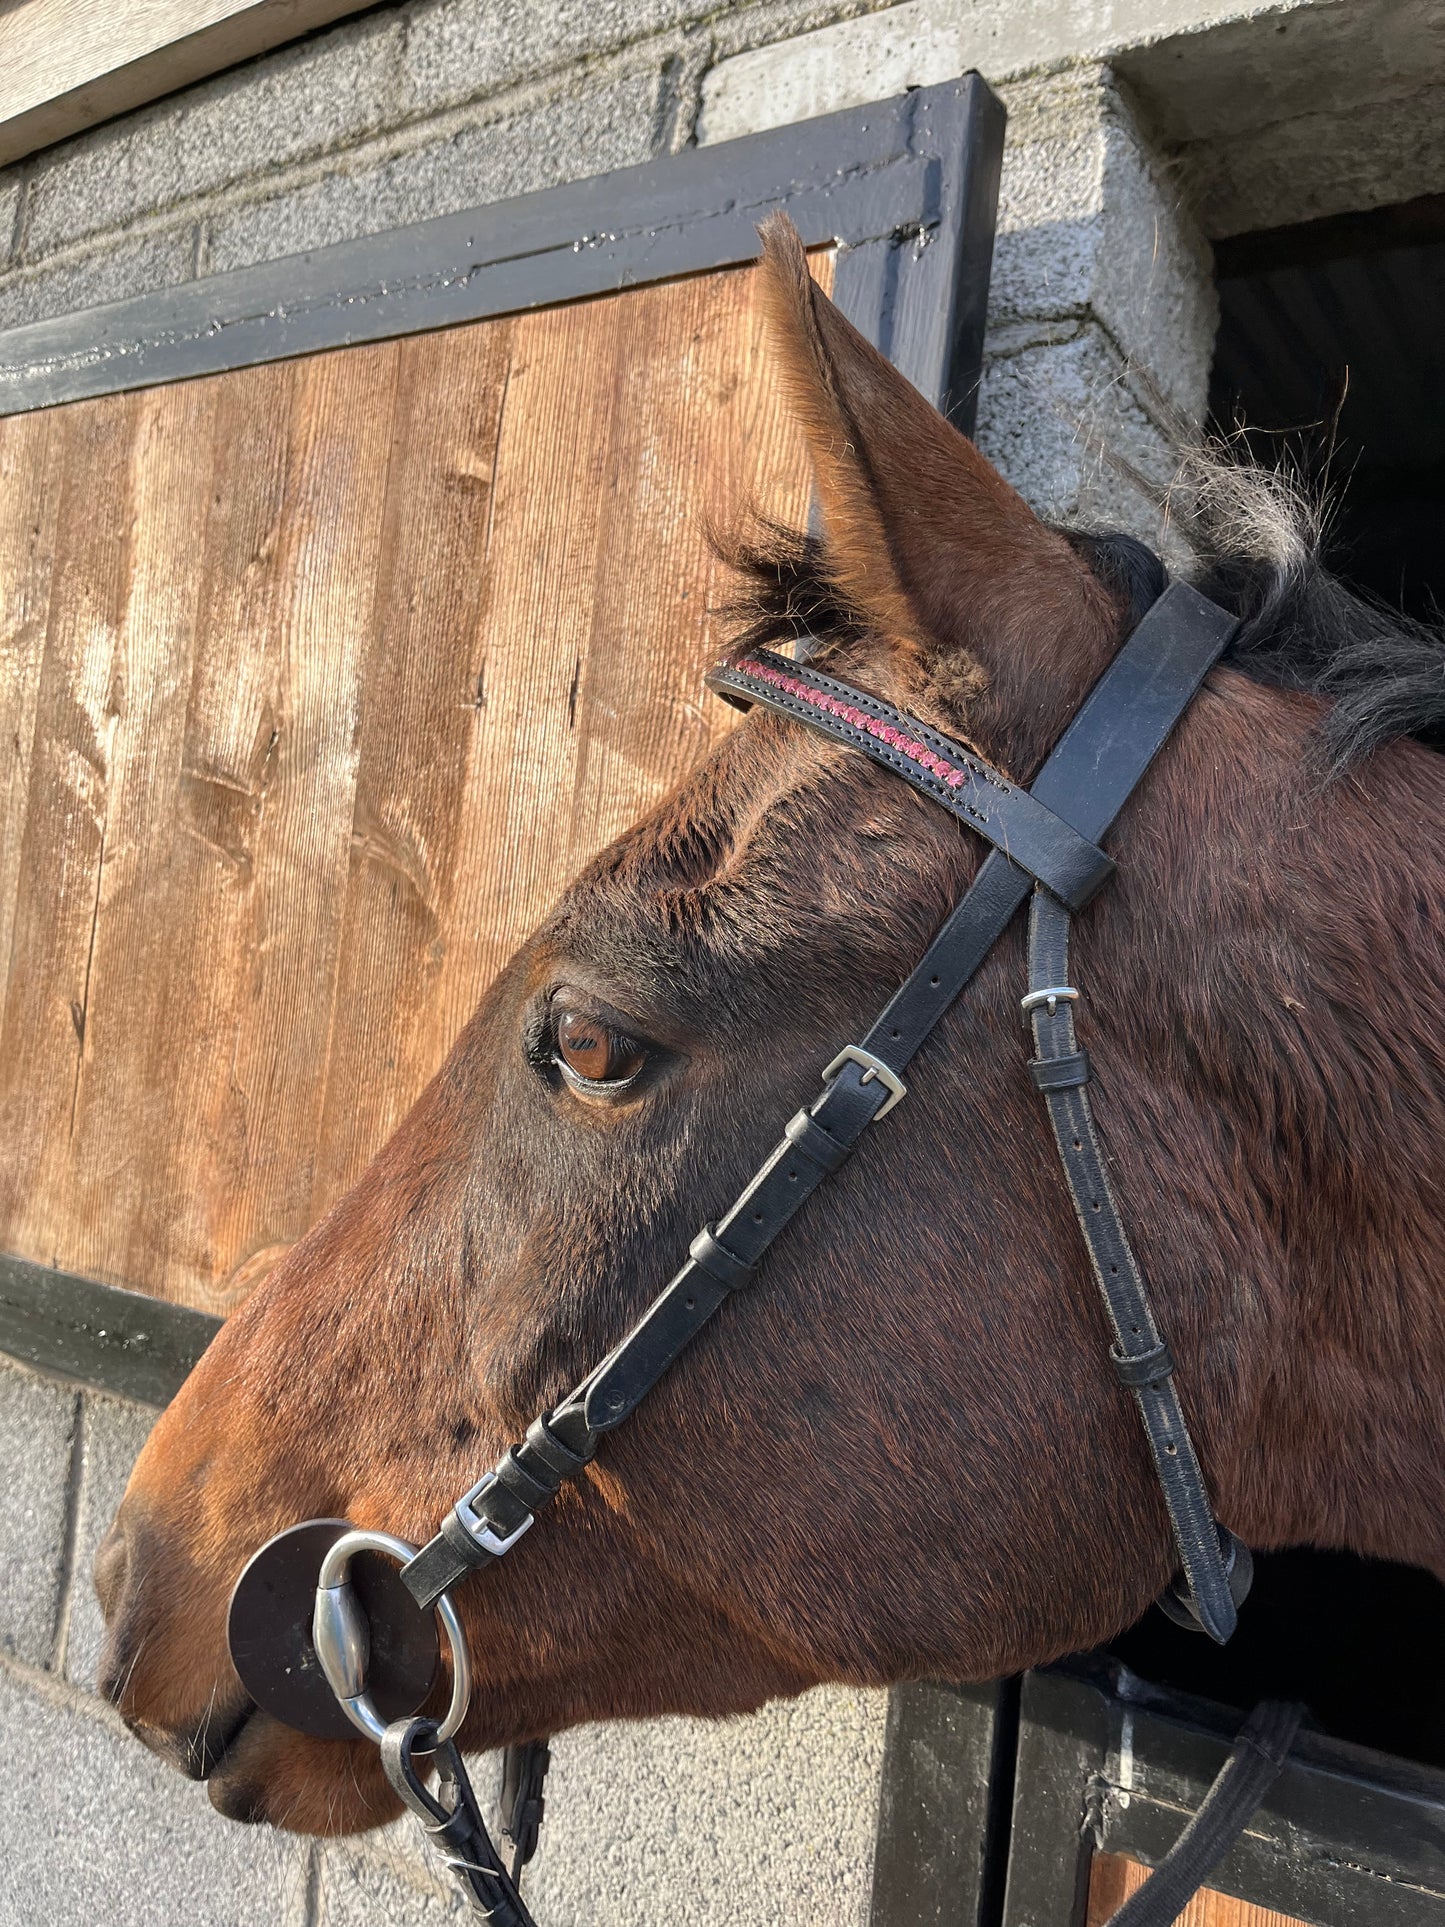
1026;888;1248;1643
1101;1700;1304;1927
402;580;1241;1615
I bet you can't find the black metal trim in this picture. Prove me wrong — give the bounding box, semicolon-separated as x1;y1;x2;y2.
869;1678;1019;1927
1001;1661;1445;1927
0;75;1004;425
0;1251;219;1406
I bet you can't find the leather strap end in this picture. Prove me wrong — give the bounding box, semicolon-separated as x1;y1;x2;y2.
1111;1339;1175;1389
689;1224;754;1289
784;1106;852;1173
1029;1050;1092;1092
400;1511;496;1609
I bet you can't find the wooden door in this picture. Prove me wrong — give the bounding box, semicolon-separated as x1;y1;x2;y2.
0;259;826;1313
1088;1854;1314;1926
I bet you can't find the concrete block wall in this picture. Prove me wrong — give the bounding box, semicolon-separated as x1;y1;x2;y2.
2;0;1321;1922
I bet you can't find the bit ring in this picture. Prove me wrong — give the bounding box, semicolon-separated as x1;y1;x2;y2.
313;1529;471;1746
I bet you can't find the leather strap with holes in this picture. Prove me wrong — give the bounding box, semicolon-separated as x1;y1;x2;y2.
1026;885;1247;1643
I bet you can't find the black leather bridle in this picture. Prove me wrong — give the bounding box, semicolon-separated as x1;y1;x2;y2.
396;576;1250;1638
230;570;1303;1926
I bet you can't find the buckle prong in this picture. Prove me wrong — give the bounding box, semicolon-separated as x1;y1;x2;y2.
821;1045;906;1119
1020;984;1079;1022
454;1472;534;1557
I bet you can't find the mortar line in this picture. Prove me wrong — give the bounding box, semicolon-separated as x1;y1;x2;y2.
0;1640;131;1735
298;1840;323;1927
47;1388;85;1677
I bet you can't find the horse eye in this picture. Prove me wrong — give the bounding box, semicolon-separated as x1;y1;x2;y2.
555;1010;647;1086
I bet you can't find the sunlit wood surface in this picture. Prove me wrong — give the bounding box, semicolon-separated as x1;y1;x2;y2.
0;258;828;1311
1087;1852;1314;1927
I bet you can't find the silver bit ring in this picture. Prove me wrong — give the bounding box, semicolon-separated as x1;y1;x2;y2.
313;1529;471;1746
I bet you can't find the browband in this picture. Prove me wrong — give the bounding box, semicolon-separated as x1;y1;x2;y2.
401;578;1247;1645
708;649;1113;910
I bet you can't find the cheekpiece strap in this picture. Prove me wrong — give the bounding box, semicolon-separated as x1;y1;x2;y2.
706;649;1114;911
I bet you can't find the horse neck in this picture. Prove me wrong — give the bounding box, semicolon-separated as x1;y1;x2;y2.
1209;727;1445;1574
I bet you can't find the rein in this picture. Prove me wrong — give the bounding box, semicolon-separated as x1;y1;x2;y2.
228;572;1299;1924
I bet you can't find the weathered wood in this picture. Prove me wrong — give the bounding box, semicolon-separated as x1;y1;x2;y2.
0;0;374;167
1088;1853;1313;1927
0;259;826;1311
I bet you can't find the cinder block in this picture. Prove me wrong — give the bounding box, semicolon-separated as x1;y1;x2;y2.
975;320;1183;547
204;68;665;276
987;71;1216;421
62;1391;158;1693
317;1688;885;1925
525;1688;886;1927
0;1357;77;1669
400;0;717;118
0;228;196;330
0;1666;308;1927
695;0;1277;147
1184;76;1445;235
0;176;22;267
24;13;405;258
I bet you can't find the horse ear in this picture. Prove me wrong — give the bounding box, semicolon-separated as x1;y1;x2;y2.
756;214;1123;770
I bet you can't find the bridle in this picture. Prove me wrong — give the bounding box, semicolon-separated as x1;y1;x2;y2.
228;570;1303;1926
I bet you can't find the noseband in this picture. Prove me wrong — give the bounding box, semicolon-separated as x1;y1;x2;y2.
230;572;1296;1925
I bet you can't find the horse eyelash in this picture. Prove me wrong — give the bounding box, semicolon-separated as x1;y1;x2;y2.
553;1053;645;1095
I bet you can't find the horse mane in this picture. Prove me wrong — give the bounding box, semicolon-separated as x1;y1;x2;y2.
720;445;1445;774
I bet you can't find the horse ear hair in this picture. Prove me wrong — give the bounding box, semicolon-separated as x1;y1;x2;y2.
755;214;1120;761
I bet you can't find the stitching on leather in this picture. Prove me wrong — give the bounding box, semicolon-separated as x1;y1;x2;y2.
740;651;1015;794
730;658;999;827
734;656;1003;803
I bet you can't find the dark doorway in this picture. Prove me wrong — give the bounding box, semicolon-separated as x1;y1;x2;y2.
1110;1550;1445;1770
1211;192;1445;621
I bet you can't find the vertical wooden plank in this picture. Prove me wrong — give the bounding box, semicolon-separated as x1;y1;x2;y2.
308;320;513;1205
435;286;632;1028
97;355;303;1303
0;406;63;986
149;340;401;1308
1087;1854;1312;1927
0;392;137;1267
58;374;219;1291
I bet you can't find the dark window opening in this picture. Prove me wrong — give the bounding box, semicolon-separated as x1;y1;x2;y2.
1211;191;1445;621
1108;1550;1445;1768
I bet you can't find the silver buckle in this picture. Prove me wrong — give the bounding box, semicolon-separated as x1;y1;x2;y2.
1020;984;1079;1022
822;1045;907;1120
454;1471;534;1557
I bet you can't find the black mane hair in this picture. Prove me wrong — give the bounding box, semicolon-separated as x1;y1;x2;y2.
720;454;1445;773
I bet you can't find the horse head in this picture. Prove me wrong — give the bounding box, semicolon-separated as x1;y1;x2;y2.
96;216;1445;1834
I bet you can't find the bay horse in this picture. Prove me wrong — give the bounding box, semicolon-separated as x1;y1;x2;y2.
95;215;1445;1849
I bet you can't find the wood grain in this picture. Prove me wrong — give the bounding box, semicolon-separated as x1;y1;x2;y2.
1087;1853;1313;1927
0;0;374;166
0;258;829;1310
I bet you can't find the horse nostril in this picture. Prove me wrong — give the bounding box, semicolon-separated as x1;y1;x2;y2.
93;1516;130;1624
